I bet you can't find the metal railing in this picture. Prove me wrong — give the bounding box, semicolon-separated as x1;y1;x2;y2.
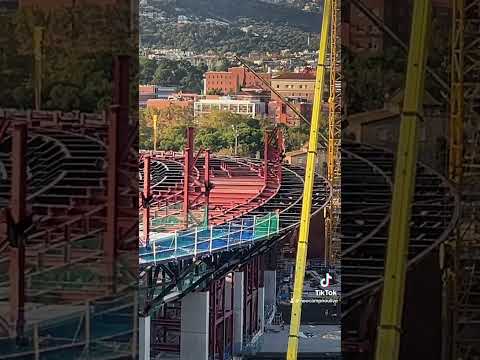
139;212;280;263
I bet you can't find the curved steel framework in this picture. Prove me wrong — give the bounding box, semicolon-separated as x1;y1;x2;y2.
0;106;137;359
341;141;459;350
138;155;332;315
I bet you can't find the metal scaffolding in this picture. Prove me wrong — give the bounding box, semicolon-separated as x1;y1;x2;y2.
448;0;480;358
326;0;342;265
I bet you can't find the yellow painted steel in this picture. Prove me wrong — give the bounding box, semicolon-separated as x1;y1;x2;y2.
286;1;331;358
153;114;158;151
374;1;431;359
326;0;341;264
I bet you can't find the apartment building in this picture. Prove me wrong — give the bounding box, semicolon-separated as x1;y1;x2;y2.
194;97;266;119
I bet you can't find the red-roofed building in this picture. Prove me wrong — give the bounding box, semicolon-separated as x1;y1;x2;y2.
204;67;271;95
146;99;194;111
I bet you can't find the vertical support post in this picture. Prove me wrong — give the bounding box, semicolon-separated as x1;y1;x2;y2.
105;56;130;294
181;292;209;360
153;237;156;263
233;272;244;355
277;129;284;183
194;227;198;257
33;26;43;111
85;301;90;356
143;155;151;246
240;218;244;242
9;123;26;340
374;2;431;360
267;213;271;238
187;127;195;167
209;225;213;253
112;56;130;176
263;130;269;185
33;323;39;360
153;114;158;151
264;271;277;308
132;291;138;359
106;103;119;294
174;231;178;254
183;147;191;228
139;315;151;360
204;149;210;226
210;281;218;359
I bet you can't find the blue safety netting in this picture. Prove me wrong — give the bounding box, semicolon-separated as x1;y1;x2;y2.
139;212;280;263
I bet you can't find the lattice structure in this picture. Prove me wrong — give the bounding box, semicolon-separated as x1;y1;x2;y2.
449;0;480;358
327;0;342;265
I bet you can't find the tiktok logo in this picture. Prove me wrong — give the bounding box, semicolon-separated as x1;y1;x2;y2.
321;273;333;288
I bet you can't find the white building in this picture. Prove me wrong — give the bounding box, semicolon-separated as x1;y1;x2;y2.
194;97;266;119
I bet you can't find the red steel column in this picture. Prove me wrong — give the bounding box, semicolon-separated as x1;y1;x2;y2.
276;129;284;183
204;149;210;225
183;128;194;228
106;105;119;294
9;123;27;340
183;147;190;228
263;131;269;185
112;56;130;181
143;155;151;246
187;127;194;167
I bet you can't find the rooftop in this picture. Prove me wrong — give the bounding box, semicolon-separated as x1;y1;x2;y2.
272;72;316;80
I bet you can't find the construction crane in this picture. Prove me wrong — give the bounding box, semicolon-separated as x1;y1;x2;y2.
326;0;341;265
286;0;331;358
374;1;431;359
447;0;480;359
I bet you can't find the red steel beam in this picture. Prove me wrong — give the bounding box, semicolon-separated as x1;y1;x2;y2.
186;127;194;169
9;123;27;340
204;149;210;225
183;147;190;228
112;56;130;180
263;131;269;185
183;128;195;228
106;104;119;294
143;155;151;246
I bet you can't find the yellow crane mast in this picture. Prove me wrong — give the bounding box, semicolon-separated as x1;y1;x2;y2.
286;1;331;358
374;1;432;359
326;0;341;265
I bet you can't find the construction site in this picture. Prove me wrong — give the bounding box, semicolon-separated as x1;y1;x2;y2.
0;0;478;360
137;0;477;359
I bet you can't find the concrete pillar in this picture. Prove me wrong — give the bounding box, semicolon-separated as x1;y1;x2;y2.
258;287;265;334
233;271;244;354
264;270;276;307
139;316;150;360
181;291;209;360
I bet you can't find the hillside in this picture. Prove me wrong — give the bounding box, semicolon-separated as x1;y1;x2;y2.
172;0;322;33
141;0;323;53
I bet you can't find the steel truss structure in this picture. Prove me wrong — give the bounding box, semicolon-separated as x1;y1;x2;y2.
448;0;480;358
326;0;342;265
341;142;460;352
138;128;332;357
0;57;138;359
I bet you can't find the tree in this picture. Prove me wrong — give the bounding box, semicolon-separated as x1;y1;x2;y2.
140;105;194;150
196;111;264;156
140;56;158;84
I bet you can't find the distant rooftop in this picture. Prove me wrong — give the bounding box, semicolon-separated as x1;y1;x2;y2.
272;72;316;80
